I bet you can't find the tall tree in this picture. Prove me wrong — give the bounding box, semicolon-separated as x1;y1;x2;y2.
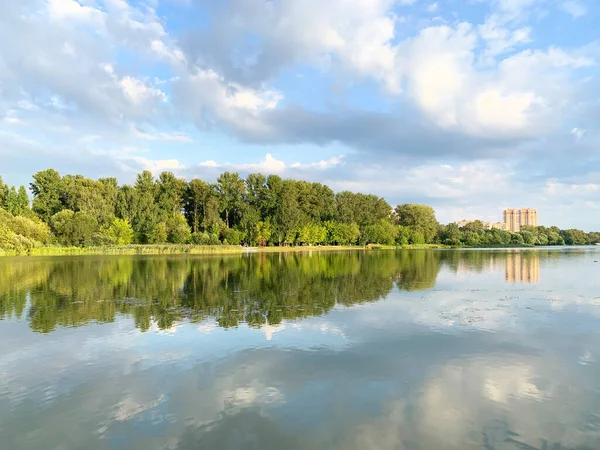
60;175;116;225
156;172;187;221
116;185;137;223
185;179;213;233
274;181;301;244
395;204;439;243
216;172;245;228
245;173;270;219
17;186;29;215
0;176;7;207
30;169;63;222
4;187;20;215
132;171;159;244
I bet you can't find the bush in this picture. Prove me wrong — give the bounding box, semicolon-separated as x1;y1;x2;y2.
100;218;134;246
221;228;243;246
166;214;191;244
149;222;168;244
0;208;51;244
190;232;211;245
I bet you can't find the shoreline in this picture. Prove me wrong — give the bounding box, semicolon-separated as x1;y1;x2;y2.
0;244;447;257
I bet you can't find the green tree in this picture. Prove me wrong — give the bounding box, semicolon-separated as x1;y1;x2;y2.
361;219;397;245
148;222;168;244
166;214;192;244
156;172;187;221
185;179;213;233
100;218;134;245
520;230;536;245
245;173;271;219
298;222;327;245
30;169;63;222
116;185;137;224
0;176;7;206
216;172;245;228
395;204;439;243
255;220;273;246
51;210;99;247
274;181;301;244
132;171;159;244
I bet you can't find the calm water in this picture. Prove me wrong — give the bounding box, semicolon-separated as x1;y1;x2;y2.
1;248;600;450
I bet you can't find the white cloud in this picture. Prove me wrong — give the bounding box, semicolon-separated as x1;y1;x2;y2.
427;2;439;12
131;126;193;143
571;127;587;140
562;0;587;18
291;155;345;170
120;76;167;104
47;0;102;22
174;69;283;135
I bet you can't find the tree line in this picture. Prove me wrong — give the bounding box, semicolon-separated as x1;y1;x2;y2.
0;170;598;252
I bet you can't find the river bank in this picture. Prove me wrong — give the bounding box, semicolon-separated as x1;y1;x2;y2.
0;243;448;257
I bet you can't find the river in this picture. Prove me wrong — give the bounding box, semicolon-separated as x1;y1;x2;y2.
1;248;599;449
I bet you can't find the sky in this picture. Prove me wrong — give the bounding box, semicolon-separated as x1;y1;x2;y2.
0;0;599;229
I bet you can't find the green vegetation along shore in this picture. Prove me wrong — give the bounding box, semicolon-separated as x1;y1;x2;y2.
1;169;598;256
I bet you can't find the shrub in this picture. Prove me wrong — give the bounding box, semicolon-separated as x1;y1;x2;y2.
100;218;134;246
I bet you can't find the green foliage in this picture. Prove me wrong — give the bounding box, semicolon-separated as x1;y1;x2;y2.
100;218;134;246
361;219;397;245
149;222;168;244
166;214;192;244
335;191;391;227
61;175;117;225
30;169;64;222
255;220;273;245
395;204;439;244
0;208;50;253
0;176;6;206
520;230;536;245
324;221;360;245
409;230;426;245
298;222;327;245
221;228;244;246
216;172;246;228
3;168;599;251
51;210;99;247
190;232;211;245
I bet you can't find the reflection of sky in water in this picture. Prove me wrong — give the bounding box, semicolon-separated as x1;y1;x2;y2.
1;249;600;449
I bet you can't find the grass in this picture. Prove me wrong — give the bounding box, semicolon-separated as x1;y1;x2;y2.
0;243;451;257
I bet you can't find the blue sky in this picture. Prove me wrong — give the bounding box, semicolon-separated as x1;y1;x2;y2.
0;0;599;229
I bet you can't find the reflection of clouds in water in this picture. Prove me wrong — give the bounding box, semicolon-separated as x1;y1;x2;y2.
349;356;599;450
291;321;345;337
223;386;285;411
262;323;285;341
114;394;166;421
198;321;218;334
148;321;184;335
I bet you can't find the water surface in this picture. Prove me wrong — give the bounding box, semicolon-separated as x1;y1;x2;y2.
1;248;600;449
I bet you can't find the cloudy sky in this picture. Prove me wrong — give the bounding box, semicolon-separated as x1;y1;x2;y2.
0;0;599;229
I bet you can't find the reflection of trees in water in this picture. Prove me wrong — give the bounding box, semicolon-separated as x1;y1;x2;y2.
0;251;446;333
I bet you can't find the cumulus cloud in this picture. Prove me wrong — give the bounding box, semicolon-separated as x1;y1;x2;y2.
1;0;599;228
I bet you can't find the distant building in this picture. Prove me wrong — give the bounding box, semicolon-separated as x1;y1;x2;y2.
503;208;537;232
456;220;505;230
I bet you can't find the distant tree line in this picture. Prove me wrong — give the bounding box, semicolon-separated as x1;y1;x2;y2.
440;220;600;247
0;171;598;253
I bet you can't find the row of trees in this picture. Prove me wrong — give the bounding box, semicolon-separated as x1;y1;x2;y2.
1;171;598;251
441;220;600;247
